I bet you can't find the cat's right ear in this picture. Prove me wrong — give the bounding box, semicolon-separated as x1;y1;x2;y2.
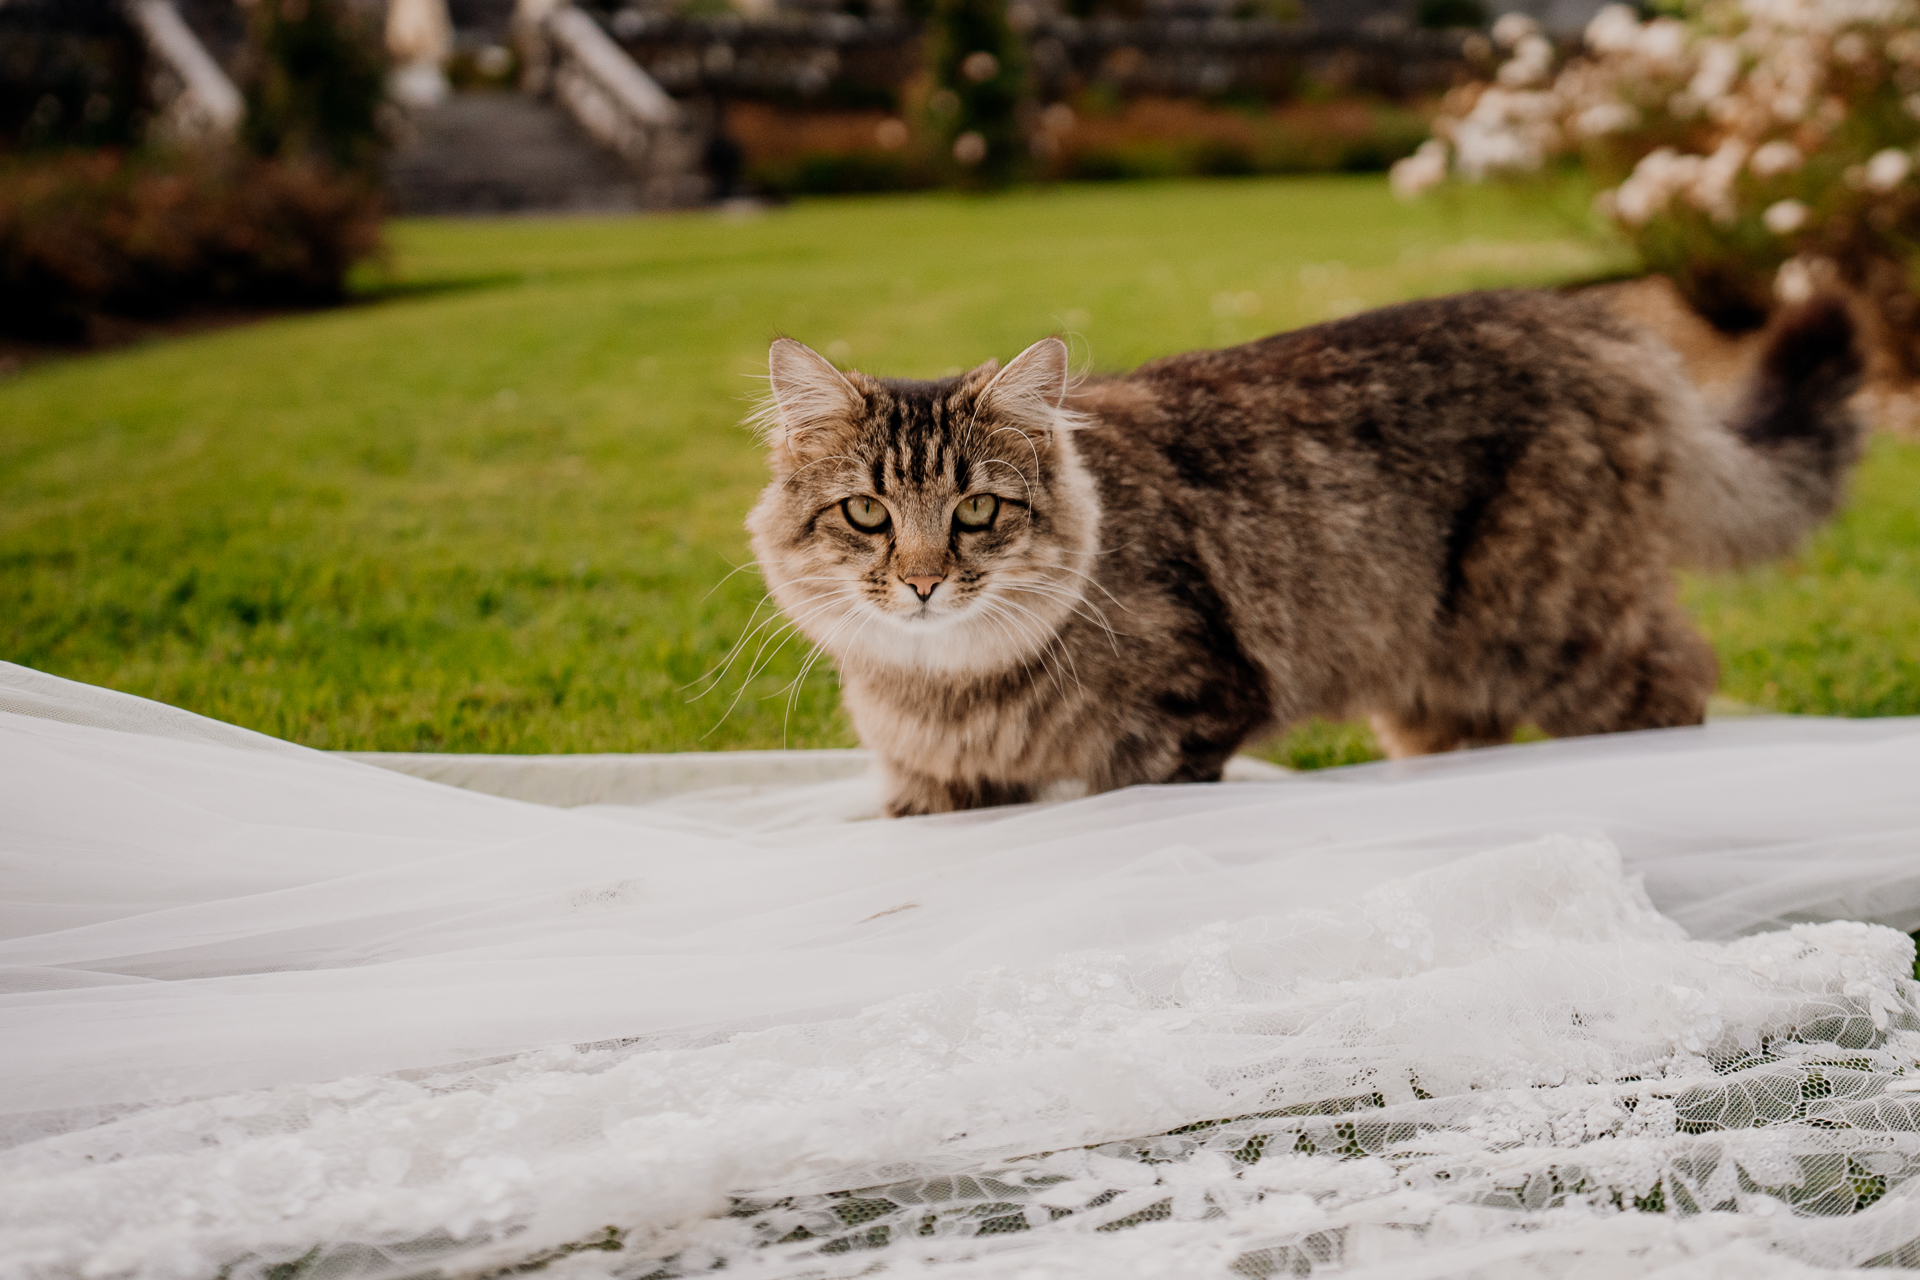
761;339;862;450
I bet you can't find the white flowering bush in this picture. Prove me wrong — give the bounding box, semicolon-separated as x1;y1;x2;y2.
1395;1;1920;364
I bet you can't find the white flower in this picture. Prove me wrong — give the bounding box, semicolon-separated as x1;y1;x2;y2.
1450;88;1560;177
1498;34;1556;86
1574;102;1639;136
1775;255;1825;303
1390;140;1450;199
1686;41;1743;103
1691;139;1750;221
1492;12;1541;47
1864;146;1913;190
1764;198;1811;233
1614;147;1703;225
1888;30;1920;61
1585;4;1641;53
1638;18;1691;65
1749;139;1804;175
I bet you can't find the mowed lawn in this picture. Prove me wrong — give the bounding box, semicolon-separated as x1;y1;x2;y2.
3;175;1916;762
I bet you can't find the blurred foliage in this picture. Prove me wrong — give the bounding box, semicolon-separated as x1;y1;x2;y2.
0;149;382;341
0;0;386;344
1413;5;1920;354
1056;104;1429;182
240;0;388;175
926;0;1029;186
1413;0;1487;29
744;100;1430;197
748;150;937;196
0;0;147;152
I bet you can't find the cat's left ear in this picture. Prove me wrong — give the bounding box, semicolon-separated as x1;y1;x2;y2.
978;337;1071;433
762;338;864;449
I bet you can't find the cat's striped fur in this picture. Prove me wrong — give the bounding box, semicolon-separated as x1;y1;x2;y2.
747;289;1861;815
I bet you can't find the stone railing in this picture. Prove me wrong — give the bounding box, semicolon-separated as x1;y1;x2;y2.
524;1;706;204
602;10;1474;104
608;11;920;103
1027;18;1474;101
123;0;244;143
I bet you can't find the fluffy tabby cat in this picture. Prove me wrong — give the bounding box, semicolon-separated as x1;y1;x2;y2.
746;289;1861;816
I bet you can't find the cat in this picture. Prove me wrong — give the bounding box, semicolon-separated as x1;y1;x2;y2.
746;289;1861;816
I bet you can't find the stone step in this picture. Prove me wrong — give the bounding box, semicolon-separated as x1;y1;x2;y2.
383;90;645;215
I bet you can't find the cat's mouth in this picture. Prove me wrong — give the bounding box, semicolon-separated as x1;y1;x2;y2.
897;600;959;623
880;591;971;628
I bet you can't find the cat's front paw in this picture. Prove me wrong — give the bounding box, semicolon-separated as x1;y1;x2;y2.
882;768;1034;816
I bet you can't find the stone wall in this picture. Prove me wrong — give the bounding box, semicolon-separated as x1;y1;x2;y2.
603;9;1477;106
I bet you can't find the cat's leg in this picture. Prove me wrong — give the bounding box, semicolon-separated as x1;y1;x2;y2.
882;765;1036;817
1527;608;1716;738
1087;726;1246;789
1167;739;1238;784
1368;709;1516;759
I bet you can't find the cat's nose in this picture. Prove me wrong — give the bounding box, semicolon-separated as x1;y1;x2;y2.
902;575;944;602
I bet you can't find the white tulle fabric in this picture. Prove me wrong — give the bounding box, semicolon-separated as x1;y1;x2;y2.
3;660;1920;1279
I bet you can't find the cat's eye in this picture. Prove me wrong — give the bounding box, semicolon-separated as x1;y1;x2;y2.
843;496;890;532
954;494;999;529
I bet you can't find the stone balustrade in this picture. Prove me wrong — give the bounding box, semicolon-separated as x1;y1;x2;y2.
532;3;709;205
600;9;1476;104
123;0;244;143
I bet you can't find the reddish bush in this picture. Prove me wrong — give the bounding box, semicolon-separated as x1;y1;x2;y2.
0;147;382;341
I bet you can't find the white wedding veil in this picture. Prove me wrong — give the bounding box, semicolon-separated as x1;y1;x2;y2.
3;659;1919;1278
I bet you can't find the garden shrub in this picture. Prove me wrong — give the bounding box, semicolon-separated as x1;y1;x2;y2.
2;0;386;342
1062;144;1182;181
239;0;387;174
747;149;935;195
1049;99;1428;181
0;149;382;341
1395;3;1920;363
925;0;1029;185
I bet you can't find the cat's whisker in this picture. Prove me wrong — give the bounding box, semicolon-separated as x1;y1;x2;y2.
685;588;845;700
780;608;878;745
982;595;1081;698
770;603;866;703
778;454;868;491
737;594;852;688
970;598;1040;680
1002;581;1123;654
984;425;1045;478
700;558;761;603
701;612;829;739
694;618;800;717
697;591;853;729
777;639;830;742
681;594;779;696
992;594;1086;694
976;598;1070;700
1044;561;1133;613
1002;574;1118;633
974;458;1034;504
699;626;801;738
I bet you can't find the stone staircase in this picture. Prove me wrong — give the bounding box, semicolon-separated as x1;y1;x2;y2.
154;0;699;216
384;91;647;214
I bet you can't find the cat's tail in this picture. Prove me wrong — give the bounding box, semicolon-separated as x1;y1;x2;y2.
1665;293;1865;571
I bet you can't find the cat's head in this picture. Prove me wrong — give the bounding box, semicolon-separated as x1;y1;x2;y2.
745;337;1101;676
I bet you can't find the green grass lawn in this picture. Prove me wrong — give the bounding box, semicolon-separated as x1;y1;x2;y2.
2;175;1915;763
